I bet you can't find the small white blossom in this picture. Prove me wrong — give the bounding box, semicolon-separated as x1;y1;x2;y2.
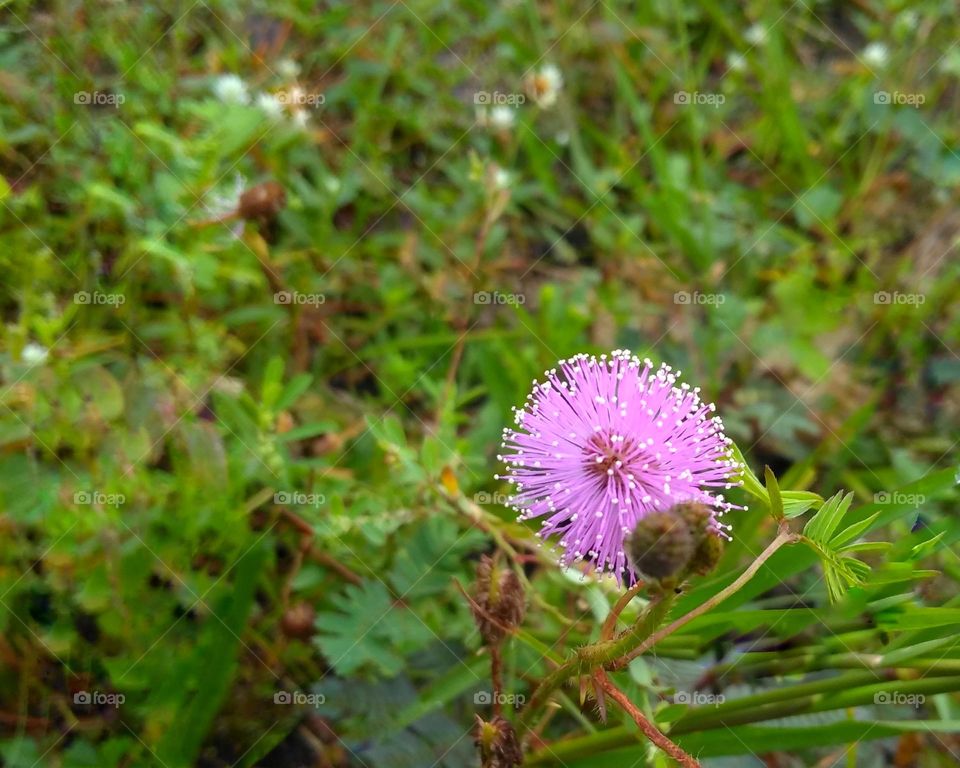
527;64;564;108
744;24;767;46
726;53;747;73
212;74;250;105
862;42;889;68
489;105;516;129
276;59;301;80
256;92;285;119
212;376;245;397
21;343;49;365
204;173;245;219
291;109;310;130
894;10;919;35
287;86;306;106
492;166;511;190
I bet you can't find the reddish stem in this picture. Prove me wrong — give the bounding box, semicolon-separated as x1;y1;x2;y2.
595;670;699;767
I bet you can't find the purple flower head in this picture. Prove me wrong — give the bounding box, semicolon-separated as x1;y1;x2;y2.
496;350;743;584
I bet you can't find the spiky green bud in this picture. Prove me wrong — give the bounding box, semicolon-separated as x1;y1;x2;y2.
474;715;522;768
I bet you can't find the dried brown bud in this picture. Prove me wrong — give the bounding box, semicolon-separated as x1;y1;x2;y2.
474;715;523;768
275;410;295;434
238;181;286;221
472;555;525;645
281;601;316;639
626;511;694;581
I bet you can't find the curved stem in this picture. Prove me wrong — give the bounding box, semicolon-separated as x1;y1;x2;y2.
521;526;800;727
579;591;678;667
595;670;699;767
600;580;645;640
612;527;799;670
519;592;676;727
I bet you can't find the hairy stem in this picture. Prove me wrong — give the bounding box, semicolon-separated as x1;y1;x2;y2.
612;527;799;670
600;580;646;640
596;670;700;767
521;526;799;729
519;592;676;728
491;643;503;718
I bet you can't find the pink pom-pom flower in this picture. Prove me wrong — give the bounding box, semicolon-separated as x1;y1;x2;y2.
497;350;743;585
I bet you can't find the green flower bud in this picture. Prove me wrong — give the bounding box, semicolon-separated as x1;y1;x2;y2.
673;502;712;540
626;511;695;581
690;531;724;575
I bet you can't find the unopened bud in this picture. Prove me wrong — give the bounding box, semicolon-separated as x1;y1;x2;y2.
472;555;525;645
673;502;712;535
690;531;724;575
238;181;286;221
672;502;724;575
474;715;522;768
281;601;316;639
626;511;694;580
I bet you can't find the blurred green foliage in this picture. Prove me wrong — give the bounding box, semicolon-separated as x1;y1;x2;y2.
0;0;959;765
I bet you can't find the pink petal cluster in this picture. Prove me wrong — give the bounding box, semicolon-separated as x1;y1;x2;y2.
497;350;742;584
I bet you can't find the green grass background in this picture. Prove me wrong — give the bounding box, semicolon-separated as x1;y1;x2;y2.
1;0;959;766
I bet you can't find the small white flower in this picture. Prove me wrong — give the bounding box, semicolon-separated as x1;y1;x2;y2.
492;166;511;190
726;53;747;73
21;343;49;365
212;376;245;397
276;59;301;80
489;105;516;129
323;176;341;195
527;64;564;108
862;42;889;68
291;109;310;130
938;48;960;77
204;173;245;219
895;10;919;35
555;130;570;146
256;92;285;119
288;86;306;106
212;74;250;105
744;24;767;46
